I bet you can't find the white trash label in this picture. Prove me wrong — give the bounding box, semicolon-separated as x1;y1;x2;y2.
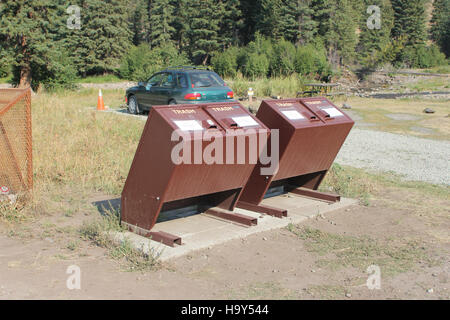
173;120;204;131
232;116;258;127
281;110;305;120
322;107;344;117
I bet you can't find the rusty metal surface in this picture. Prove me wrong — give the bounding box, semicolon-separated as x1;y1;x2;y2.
205;208;258;226
123;222;182;247
289;187;341;203
148;231;182;247
0;88;32;194
239;97;354;205
237;201;287;218
121;102;268;233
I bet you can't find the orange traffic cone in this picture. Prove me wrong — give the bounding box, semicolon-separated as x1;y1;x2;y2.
97;89;105;111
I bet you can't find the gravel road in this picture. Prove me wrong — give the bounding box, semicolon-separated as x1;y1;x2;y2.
336;128;450;185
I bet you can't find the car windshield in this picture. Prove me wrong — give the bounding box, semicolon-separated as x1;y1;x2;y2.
189;72;225;88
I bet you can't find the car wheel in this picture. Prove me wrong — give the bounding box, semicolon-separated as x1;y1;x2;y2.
128;95;140;115
169;99;177;105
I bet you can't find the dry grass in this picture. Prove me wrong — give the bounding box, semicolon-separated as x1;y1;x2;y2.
322;163;450;242
333;96;450;140
33;89;143;196
287;225;435;277
0;88;162;269
225;74;308;98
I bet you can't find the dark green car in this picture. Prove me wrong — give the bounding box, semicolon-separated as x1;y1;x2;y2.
125;66;235;114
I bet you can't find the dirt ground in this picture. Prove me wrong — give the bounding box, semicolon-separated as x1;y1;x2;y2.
1;191;448;300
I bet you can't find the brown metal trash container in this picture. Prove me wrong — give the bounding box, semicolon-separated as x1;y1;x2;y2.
238;97;354;209
121;102;269;239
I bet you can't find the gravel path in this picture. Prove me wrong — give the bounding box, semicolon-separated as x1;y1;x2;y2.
336;128;450;185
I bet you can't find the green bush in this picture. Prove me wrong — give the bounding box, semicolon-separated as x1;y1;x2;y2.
415;45;447;68
0;64;9;78
396;44;447;68
294;44;331;79
238;33;274;79
211;47;239;77
119;43;188;81
241;51;270;79
270;39;296;76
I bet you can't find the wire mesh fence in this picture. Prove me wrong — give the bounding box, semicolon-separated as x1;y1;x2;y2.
0;88;32;195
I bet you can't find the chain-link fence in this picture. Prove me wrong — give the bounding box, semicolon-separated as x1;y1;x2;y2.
0;89;32;195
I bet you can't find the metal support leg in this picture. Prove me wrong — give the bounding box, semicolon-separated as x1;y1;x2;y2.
205;209;257;226
148;231;182;247
123;222;182;247
237;201;287;218
290;187;340;203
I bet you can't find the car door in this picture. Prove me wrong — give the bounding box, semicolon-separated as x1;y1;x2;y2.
139;73;164;109
152;72;175;105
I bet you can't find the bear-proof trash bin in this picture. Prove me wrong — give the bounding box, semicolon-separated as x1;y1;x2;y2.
237;97;354;216
121;102;269;246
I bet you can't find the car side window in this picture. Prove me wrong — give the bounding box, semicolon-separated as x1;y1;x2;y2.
161;73;175;88
147;73;163;87
176;73;188;88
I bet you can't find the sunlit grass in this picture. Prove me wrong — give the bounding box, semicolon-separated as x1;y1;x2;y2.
332;96;450;140
76;74;124;84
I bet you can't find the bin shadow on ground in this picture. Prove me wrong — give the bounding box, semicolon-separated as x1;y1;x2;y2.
91;197;200;223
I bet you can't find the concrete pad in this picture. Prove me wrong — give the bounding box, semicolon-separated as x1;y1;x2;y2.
115;196;358;261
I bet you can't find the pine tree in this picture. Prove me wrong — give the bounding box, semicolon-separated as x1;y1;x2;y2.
358;0;395;67
185;0;221;65
171;0;190;50
63;0;132;76
391;0;427;46
296;0;318;45
311;0;358;65
311;0;333;37
149;0;176;48
0;0;66;87
279;0;299;43
430;0;450;57
256;0;284;39
128;0;150;45
218;0;244;48
239;0;261;43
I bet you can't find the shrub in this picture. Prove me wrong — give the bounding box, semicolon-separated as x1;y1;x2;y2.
294;44;331;79
0;63;9;78
270;39;297;76
241;51;270;79
119;43;188;81
399;45;445;68
238;33;274;77
211;47;239;77
415;45;447;68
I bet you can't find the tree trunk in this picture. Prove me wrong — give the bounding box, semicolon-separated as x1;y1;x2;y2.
202;54;209;66
18;65;31;88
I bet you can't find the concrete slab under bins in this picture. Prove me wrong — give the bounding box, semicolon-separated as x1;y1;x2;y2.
114;195;358;261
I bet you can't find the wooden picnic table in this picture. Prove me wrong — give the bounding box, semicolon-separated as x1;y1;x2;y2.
297;83;340;97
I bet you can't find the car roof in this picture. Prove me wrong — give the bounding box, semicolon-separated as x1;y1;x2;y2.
162;66;214;73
